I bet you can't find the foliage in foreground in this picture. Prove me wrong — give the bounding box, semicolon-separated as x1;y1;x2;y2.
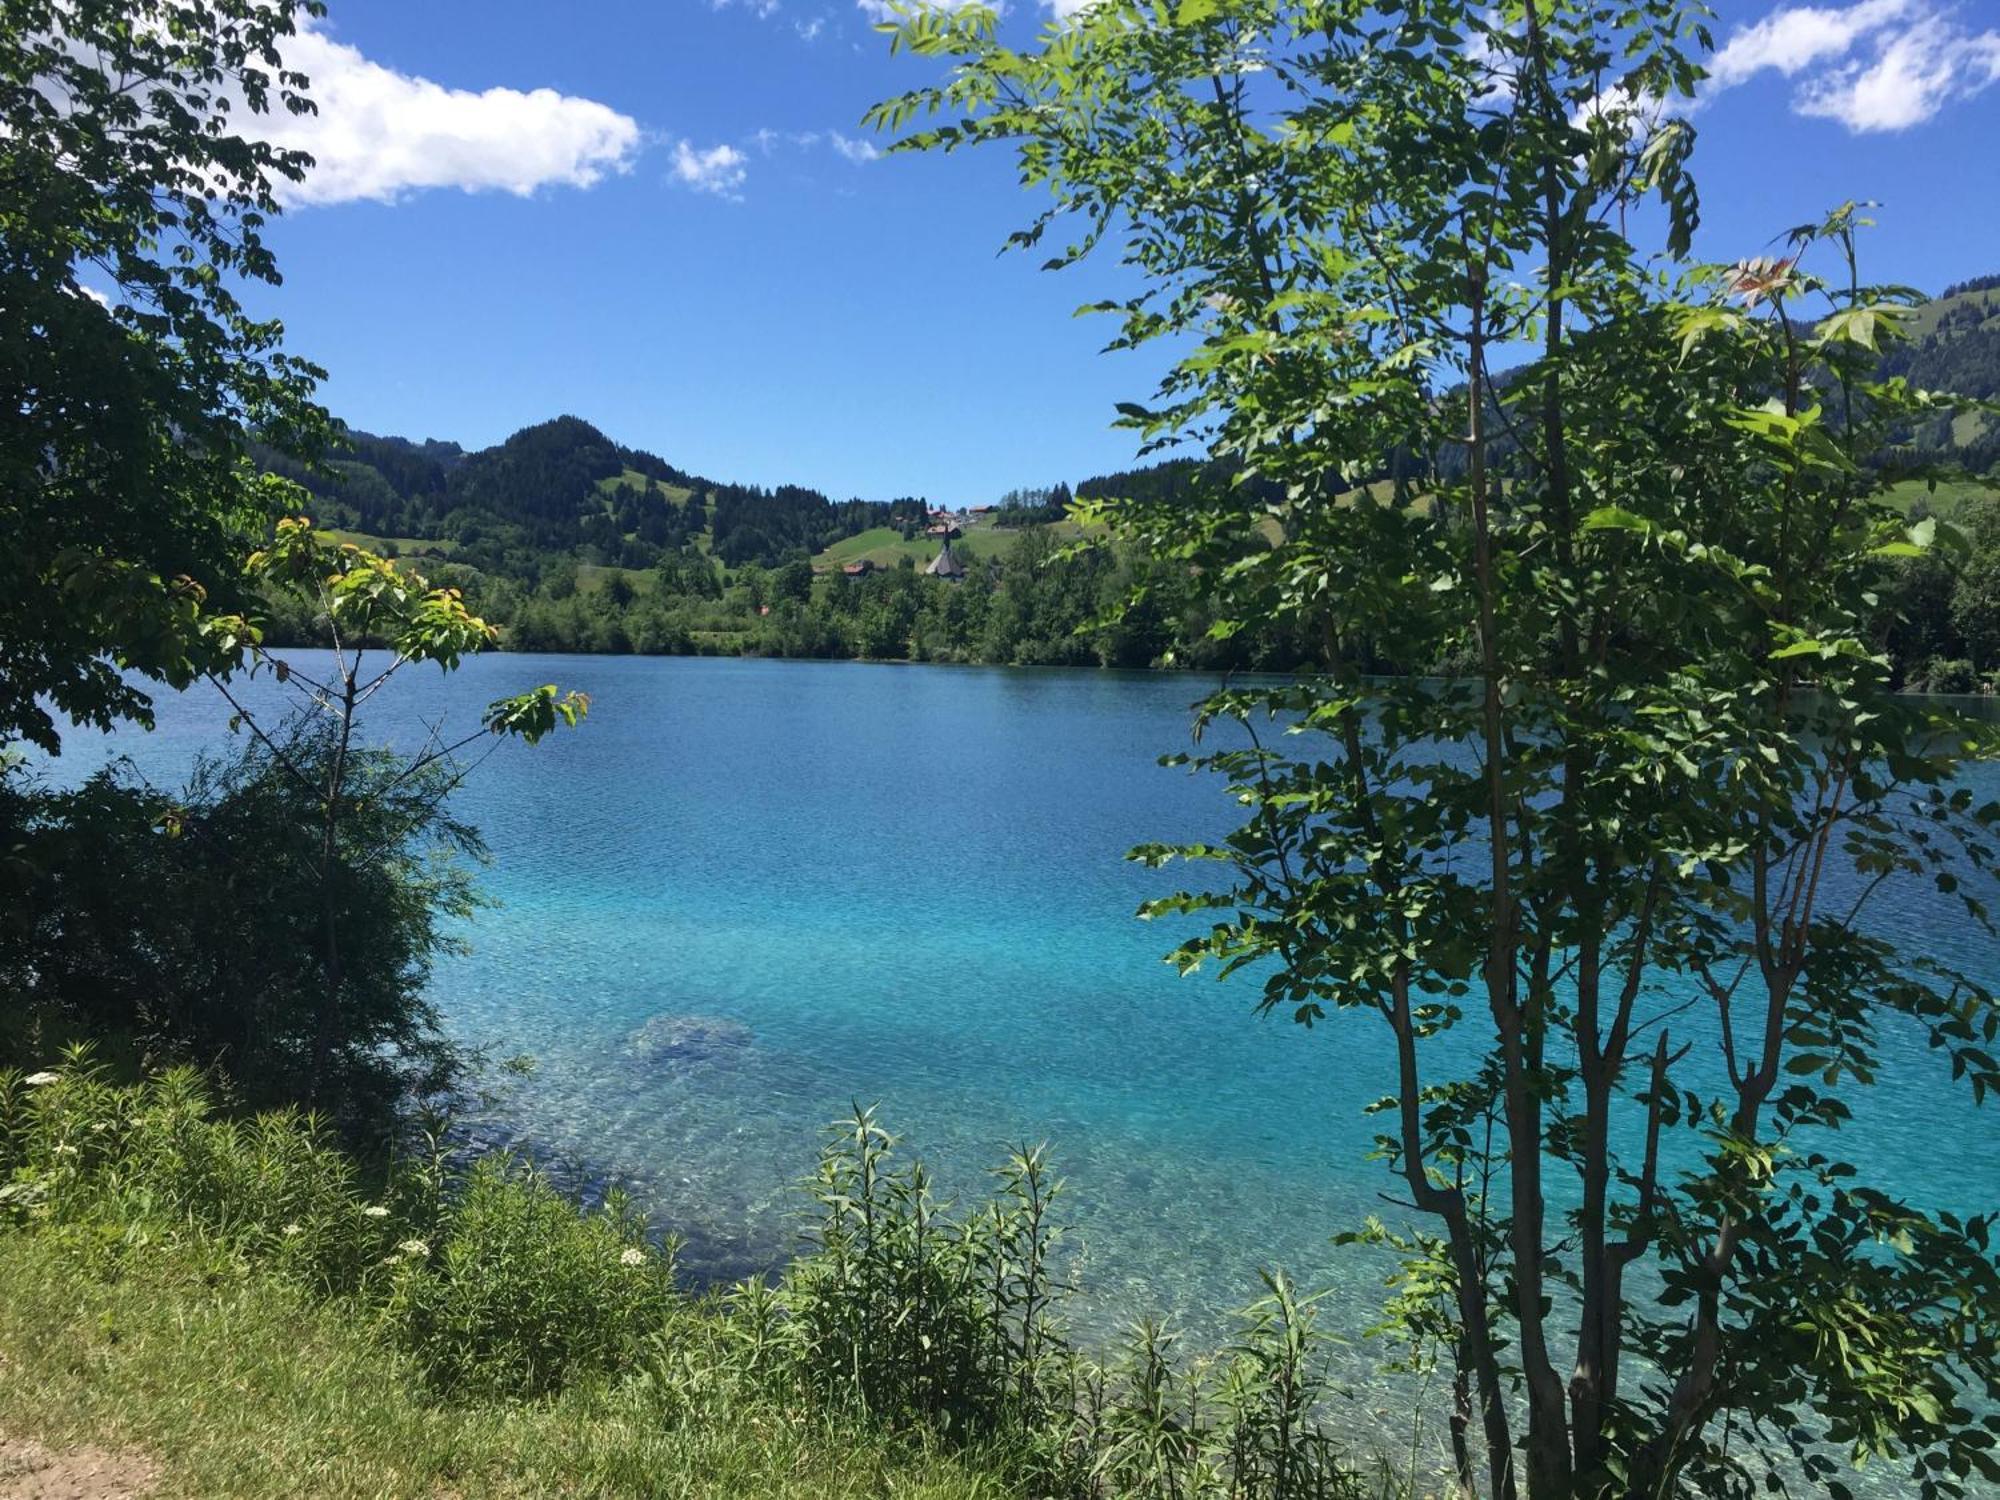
0;0;330;754
1;518;588;1141
0;1059;1419;1500
0;738;477;1133
874;2;2000;1497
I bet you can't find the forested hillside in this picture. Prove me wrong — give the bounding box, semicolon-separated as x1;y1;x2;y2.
1878;276;2000;475
255;417;931;577
254;414;1320;669
263;276;2000;681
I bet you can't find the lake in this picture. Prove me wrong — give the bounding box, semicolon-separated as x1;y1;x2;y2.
40;653;2000;1406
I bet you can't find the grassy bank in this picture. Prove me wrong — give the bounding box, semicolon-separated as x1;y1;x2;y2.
0;1233;1009;1499
0;1060;1414;1500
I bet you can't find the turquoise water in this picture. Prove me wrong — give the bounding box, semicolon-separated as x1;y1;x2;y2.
42;655;2000;1405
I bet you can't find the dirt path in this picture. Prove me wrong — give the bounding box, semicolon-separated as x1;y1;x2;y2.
0;1436;156;1500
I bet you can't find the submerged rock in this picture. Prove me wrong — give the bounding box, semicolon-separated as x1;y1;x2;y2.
624;1013;753;1067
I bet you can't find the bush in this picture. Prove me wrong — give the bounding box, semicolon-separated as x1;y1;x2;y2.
0;1055;399;1295
1923;656;1980;693
0;1057;678;1398
1087;1283;1363;1500
382;1155;676;1399
0;728;480;1139
777;1109;1068;1439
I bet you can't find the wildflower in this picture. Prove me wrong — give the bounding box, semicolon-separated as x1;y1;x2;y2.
620;1247;646;1267
53;1143;78;1157
281;1223;302;1237
397;1239;430;1259
362;1204;389;1219
22;1072;58;1087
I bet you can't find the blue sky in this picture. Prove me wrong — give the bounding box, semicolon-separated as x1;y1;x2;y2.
243;0;2000;505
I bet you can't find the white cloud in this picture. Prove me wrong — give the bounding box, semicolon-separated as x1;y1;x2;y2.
796;15;827;39
262;22;640;205
1796;12;1971;129
1708;0;2000;131
1041;0;1098;18
1708;0;1915;87
670;140;750;198
742;127;880;173
829;131;881;163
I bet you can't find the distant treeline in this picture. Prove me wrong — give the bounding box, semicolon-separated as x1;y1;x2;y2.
258;275;2000;685
263;522;1320;672
261;483;2000;691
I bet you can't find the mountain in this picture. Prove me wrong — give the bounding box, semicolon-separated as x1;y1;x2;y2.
257;416;934;582
264;276;1997;611
1878;276;2000;478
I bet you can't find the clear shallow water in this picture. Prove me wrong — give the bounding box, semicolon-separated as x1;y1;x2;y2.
40;656;2000;1402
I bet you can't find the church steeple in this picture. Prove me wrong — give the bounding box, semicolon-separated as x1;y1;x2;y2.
926;536;966;579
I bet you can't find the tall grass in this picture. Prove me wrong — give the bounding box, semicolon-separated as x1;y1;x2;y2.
781;1107;1067;1435
0;1055;1408;1499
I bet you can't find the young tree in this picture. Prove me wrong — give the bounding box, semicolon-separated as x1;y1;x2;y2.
1;0;330;753
0;2;587;1134
203;520;587;1116
875;3;2000;1495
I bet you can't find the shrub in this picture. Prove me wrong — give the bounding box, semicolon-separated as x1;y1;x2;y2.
381;1155;677;1399
0;728;479;1140
1923;656;1980;693
776;1109;1069;1440
0;1053;396;1294
1082;1280;1365;1500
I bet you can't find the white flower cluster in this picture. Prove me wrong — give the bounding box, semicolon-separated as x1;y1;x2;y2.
619;1247;646;1267
383;1235;432;1267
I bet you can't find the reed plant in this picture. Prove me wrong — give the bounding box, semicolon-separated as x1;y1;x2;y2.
1078;1280;1370;1500
777;1106;1070;1437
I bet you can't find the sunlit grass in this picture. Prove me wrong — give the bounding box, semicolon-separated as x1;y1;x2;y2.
0;1064;1405;1500
0;1234;1022;1500
1883;474;2000;521
321;528;458;557
595;468;696;508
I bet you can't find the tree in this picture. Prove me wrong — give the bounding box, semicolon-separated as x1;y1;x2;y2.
878;5;2000;1497
1950;501;2000;673
774;557;816;603
203;520;587;1119
1;0;330;753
